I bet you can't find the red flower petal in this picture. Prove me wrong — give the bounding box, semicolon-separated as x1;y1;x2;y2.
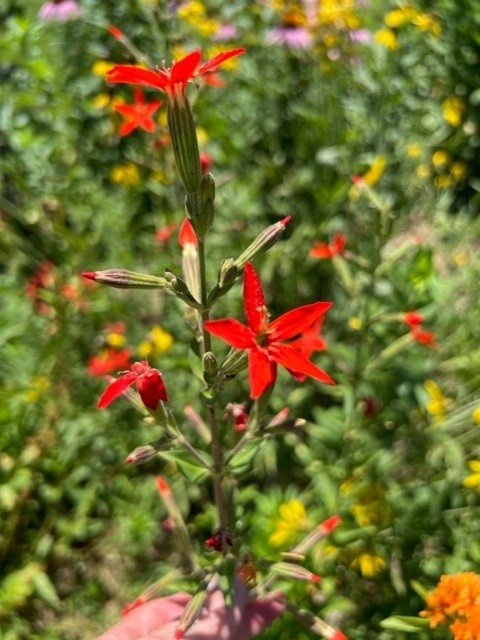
404;311;424;327
197;48;246;75
309;242;333;259
243;262;267;334
118;120;138;136
107;65;168;91
268;343;334;385
248;348;277;399
171;50;202;85
97;371;137;409
136;368;168;409
332;232;346;254
269;302;332;341
204;318;255;349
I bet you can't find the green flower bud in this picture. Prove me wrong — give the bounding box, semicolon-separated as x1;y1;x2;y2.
235;216;292;268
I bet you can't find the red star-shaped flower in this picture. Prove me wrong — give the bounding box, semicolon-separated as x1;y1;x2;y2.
112;88;163;136
309;232;346;259
98;361;168;410
204;262;334;399
106;48;246;102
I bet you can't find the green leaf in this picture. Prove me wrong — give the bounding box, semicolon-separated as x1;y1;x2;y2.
380;616;430;632
32;571;61;611
228;438;265;475
159;449;211;483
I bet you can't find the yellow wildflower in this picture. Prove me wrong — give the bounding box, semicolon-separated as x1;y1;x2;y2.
269;499;307;547
451;161;467;182
105;331;126;348
412;12;441;37
150;170;169;184
374;28;399;50
348;317;362;331
362;156;386;186
424;380;450;422
434;175;454;188
463;461;480;490
110;163;140;186
472;407;480;425
25;376;50;402
407;143;422;157
350;552;386;577
452;250;468;267
92;93;111;109
348;185;361;201
138;326;174;358
196;127;209;145
432;149;450;167
350;484;392;528
415;164;430;178
384;7;413;28
92;60;115;76
442;96;465;128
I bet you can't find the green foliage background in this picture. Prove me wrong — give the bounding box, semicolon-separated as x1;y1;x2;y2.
1;0;480;638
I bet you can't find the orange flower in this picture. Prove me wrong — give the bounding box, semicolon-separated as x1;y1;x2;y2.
420;572;480;639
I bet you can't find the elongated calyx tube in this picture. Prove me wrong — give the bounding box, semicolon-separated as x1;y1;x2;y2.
235;216;292;268
82;269;167;289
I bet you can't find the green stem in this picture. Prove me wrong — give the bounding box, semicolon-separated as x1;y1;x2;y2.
197;236;228;529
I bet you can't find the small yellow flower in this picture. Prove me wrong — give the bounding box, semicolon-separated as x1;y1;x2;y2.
25;376;50;402
362;156;386;186
348;317;362;331
105;332;126;348
472;407;480;425
442;96;465;128
150;170;169;184
463;461;480;490
451;161;467;182
407;143;422;158
385;7;413;28
348;185;361;201
452;250;468;267
92;60;115;76
374;28;399;50
92;93;111;109
413;13;441;37
415;163;430;178
110;163;141;186
434;175;454;188
196;127;209;145
350;552;386;577
432;149;451;167
424;380;450;422
269;499;307;547
138;325;174;358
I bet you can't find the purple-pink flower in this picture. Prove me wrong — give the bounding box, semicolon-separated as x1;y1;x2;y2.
39;0;81;21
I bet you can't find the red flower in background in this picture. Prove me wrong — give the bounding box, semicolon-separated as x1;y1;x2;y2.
155;221;178;246
113;88;163;136
98;361;168;410
205;262;334;399
200;152;213;175
106;48;246;102
88;348;132;377
403;311;436;348
309;232;346;259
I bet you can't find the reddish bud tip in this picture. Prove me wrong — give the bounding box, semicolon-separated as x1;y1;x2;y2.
320;515;342;534
107;24;124;40
179;218;198;248
155;476;171;496
310;573;322;583
329;631;348;640
281;215;292;226
175;630;183;640
82;271;98;281
351;174;363;185
125;455;134;464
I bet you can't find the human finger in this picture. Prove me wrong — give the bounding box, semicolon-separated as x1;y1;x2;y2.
96;593;191;640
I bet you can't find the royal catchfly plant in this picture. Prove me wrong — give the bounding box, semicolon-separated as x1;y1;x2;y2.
97;361;168;410
112;88;163;136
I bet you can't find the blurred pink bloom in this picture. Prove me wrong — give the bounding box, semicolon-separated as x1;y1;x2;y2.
349;29;371;44
214;24;238;41
267;26;313;49
39;0;81;21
